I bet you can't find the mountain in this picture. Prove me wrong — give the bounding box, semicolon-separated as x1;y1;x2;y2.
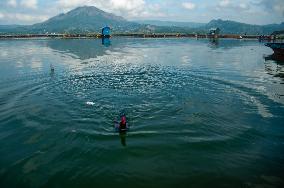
271;30;284;35
201;19;284;35
135;20;206;28
30;6;142;33
263;23;284;35
0;25;30;34
0;6;283;35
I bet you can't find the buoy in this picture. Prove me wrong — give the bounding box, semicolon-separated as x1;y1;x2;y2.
50;64;54;72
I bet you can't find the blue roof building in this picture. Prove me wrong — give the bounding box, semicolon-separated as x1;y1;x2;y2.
102;26;111;37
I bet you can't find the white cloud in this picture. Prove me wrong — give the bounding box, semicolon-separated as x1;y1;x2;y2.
7;0;17;7
182;2;196;10
219;0;230;7
138;4;166;18
56;0;145;11
239;3;248;9
57;0;85;9
256;0;284;16
107;0;146;17
20;0;37;9
109;0;145;11
14;13;45;22
0;12;4;19
55;0;164;19
273;3;284;16
0;12;48;23
216;0;249;11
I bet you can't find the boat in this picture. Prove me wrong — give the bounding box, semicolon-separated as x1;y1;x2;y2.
265;43;284;55
264;53;284;62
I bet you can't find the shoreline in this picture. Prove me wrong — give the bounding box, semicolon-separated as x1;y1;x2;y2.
0;33;276;40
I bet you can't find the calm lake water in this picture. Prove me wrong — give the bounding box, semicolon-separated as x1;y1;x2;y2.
0;38;284;188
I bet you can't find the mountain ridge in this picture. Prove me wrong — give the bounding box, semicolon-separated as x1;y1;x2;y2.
134;20;206;28
201;19;284;35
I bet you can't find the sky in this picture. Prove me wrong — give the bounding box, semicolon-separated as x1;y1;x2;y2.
0;0;283;25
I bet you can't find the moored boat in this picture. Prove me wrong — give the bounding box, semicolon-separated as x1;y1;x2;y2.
265;43;284;55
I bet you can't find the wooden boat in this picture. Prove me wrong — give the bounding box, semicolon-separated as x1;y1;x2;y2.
265;43;284;55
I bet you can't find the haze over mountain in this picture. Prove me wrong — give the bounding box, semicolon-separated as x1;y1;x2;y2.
0;6;283;35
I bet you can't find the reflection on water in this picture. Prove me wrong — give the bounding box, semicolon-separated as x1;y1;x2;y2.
102;37;111;47
119;132;127;146
264;53;284;63
264;53;284;81
208;38;219;48
46;38;255;59
47;39;116;60
50;69;55;78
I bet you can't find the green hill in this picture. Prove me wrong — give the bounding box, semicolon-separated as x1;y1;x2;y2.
201;19;284;35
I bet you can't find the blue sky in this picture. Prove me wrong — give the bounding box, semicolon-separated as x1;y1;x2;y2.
0;0;283;25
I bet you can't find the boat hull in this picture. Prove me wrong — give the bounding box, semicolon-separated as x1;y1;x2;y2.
265;43;284;55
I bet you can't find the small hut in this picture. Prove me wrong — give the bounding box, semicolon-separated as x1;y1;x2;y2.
102;26;111;38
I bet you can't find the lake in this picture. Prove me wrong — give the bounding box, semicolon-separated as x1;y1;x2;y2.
0;38;283;188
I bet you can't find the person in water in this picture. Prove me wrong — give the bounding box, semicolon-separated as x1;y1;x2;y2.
119;115;127;130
